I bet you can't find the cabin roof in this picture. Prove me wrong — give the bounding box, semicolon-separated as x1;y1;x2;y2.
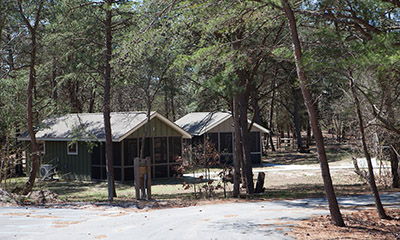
175;111;270;136
19;111;192;142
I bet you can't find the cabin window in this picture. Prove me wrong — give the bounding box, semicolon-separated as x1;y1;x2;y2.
154;137;167;164
113;142;122;166
220;132;233;153
206;133;218;151
250;132;261;153
124;139;137;166
139;138;153;159
67;142;78;155
169;137;182;163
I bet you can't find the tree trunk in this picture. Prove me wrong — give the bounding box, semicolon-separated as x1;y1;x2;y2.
268;115;276;151
269;77;276;151
390;145;400;188
17;0;44;196
164;89;169;119
0;1;5;51
51;59;58;103
292;86;302;149
171;88;176;122
89;89;96;113
23;33;39;195
232;95;242;198
349;75;389;219
383;82;400;189
140;107;152;160
104;0;116;200
306;120;311;147
252;91;261;125
239;92;254;195
280;0;345;227
6;32;15;71
69;81;82;112
1;133;10;190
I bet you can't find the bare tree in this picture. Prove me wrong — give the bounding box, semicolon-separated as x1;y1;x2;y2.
357;83;400;188
348;71;389;219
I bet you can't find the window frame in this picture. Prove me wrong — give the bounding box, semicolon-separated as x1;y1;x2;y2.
220;132;233;154
67;141;79;155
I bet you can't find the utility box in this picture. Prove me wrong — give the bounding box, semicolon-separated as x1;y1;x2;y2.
134;157;151;200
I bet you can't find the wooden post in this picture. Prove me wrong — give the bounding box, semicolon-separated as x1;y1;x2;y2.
134;157;152;200
254;172;265;193
146;157;151;199
277;136;281;149
134;157;140;199
121;142;124;182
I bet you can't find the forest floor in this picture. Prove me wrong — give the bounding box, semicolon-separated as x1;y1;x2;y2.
259;142;393;199
265;141;400;239
289;207;400;239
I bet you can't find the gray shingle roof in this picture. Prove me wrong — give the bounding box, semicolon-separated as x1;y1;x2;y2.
19;111;191;142
175;112;231;136
175;111;270;136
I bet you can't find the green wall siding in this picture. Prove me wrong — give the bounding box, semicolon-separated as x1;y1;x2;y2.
127;118;181;138
43;141;91;180
26;117;182;181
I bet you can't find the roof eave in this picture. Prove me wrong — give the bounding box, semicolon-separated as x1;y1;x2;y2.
17;137;112;142
116;112;192;141
251;122;271;134
197;112;232;135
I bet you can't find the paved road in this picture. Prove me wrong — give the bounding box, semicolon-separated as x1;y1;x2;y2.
0;192;399;240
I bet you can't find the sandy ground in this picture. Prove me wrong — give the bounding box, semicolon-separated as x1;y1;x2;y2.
180;156;391;198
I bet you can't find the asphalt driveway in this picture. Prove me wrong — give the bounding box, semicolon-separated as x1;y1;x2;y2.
0;192;399;240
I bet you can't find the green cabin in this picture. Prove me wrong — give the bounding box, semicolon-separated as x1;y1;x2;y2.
18;112;192;181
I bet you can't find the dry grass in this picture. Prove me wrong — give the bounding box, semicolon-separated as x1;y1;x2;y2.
1;142;394;205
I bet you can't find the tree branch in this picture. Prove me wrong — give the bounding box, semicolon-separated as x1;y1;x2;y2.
297;8;381;39
382;0;400;8
356;85;400;136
